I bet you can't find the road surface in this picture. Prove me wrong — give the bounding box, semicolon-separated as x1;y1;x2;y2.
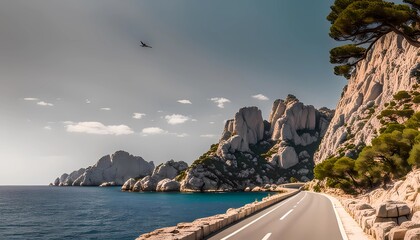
207;191;345;240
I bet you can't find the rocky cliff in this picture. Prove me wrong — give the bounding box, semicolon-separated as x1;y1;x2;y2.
179;96;334;192
122;159;188;192
315;33;420;163
52;150;155;186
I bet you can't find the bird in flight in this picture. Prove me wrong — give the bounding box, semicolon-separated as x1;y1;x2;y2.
140;41;152;48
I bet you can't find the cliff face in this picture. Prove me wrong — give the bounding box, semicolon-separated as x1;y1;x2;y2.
315;33;420;163
53;151;155;186
180;96;333;192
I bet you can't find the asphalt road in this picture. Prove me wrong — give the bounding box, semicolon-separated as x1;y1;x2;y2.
207;191;345;240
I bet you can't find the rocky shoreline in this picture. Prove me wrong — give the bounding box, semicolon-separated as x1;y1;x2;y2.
136;188;300;240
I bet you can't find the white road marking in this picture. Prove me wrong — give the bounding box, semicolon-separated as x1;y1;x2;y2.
220;193;300;240
296;192;307;205
280;209;294;220
313;192;349;240
261;232;272;240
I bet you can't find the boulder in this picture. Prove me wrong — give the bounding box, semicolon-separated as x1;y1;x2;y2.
372;221;397;240
99;182;116;187
140;176;160;191
271;146;299;169
156;179;181;192
132;180;142;192
404;228;420;240
121;178;136;191
376;201;411;218
53;177;59;186
389;222;420;240
152;160;188;180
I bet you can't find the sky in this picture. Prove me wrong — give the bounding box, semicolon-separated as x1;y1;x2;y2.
0;0;346;185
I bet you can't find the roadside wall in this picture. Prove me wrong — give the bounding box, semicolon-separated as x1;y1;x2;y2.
137;189;300;240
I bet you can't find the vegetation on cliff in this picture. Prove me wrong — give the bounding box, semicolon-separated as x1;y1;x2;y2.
315;110;420;194
328;0;420;78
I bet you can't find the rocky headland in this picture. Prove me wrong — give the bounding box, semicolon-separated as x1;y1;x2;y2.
52;150;155;186
177;96;334;192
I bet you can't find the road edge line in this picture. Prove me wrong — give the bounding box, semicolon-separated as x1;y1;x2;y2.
313;192;349;240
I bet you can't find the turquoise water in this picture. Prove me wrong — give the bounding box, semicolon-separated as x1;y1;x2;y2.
0;186;270;240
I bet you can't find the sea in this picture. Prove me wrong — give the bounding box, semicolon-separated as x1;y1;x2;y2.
0;186;270;240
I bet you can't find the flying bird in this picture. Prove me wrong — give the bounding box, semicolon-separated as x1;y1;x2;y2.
140;41;152;48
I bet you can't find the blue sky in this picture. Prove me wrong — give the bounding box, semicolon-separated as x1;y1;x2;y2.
0;0;346;184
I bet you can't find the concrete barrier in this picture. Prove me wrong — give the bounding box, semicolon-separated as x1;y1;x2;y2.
136;189;300;240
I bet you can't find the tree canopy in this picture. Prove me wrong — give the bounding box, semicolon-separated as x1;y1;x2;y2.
314;111;420;193
328;0;420;78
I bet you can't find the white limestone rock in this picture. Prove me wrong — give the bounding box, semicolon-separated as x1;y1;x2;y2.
140;175;160;191
217;107;264;157
315;33;420;163
99;182;116;187
53;178;60;186
62;168;85;186
121;178;136;191
64;151;154;186
270;146;299;169
156;179;181;192
153;160;188;180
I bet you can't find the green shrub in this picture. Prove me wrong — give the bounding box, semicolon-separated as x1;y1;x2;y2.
394;91;411;101
289;177;298;183
413;95;420;103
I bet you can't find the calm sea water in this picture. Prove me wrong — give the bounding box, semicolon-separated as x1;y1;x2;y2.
0;186;270;240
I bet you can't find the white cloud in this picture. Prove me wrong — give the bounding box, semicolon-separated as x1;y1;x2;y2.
200;134;216;138
44;126;52;130
37;101;54;106
86;99;91;104
176;133;189;138
133;113;146;119
142;127;167;135
177;99;192;104
191;119;198;122
100;107;111;111
24;97;39;101
65;121;133;135
209;122;215;124
165;114;190;125
252;94;269;101
210;97;231;108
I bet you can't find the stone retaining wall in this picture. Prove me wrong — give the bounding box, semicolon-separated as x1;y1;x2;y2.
339;198;420;240
136;189;300;240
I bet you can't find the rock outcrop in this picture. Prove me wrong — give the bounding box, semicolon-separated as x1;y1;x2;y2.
315;33;420;163
55;168;85;186
53;151;154;186
218;107;264;155
179;97;333;192
121;159;188;192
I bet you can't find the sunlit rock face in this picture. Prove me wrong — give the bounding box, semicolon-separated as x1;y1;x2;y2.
315;33;420;164
121;159;188;192
54;151;154;186
180;97;334;192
